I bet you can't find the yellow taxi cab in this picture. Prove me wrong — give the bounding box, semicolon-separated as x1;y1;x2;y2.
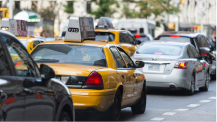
30;17;146;121
17;36;45;53
95;17;137;56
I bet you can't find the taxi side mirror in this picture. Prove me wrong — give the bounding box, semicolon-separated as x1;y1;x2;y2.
136;40;142;45
40;64;55;79
135;61;144;68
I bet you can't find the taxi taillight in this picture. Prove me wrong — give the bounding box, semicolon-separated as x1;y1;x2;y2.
83;71;103;88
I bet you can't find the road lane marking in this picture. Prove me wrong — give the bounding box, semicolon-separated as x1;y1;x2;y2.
151;117;165;121
175;109;189;111
199;100;212;103
162;112;176;115
208;97;216;99
187;104;200;107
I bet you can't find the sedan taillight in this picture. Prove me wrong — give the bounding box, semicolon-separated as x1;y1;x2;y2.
83;71;103;87
174;62;188;69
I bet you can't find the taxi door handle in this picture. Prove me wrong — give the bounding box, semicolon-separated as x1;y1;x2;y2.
121;74;124;79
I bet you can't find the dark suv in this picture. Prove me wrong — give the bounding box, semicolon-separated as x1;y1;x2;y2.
155;31;216;79
0;30;74;121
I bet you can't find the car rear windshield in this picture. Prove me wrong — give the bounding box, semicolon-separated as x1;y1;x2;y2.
95;32;115;42
137;44;183;56
158;36;191;43
31;44;107;67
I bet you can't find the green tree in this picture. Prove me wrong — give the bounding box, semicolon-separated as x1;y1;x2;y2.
138;0;180;26
64;1;74;14
122;0;180;26
91;0;119;19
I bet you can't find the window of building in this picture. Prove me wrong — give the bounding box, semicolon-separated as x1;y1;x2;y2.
31;1;38;12
86;1;91;13
15;1;20;10
0;1;2;7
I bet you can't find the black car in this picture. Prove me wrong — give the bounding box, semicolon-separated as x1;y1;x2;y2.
155;31;216;80
0;30;74;121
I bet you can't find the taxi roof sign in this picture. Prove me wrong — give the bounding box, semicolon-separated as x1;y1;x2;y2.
95;17;114;29
1;18;28;36
64;17;95;42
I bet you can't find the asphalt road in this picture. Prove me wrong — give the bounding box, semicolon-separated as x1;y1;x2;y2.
75;80;216;121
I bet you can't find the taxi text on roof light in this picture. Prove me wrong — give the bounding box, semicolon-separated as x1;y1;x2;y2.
95;17;114;29
64;17;95;43
1;18;28;37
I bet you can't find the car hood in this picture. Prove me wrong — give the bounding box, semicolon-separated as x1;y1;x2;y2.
37;63;106;76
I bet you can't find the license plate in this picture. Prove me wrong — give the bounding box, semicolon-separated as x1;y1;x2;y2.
148;65;160;71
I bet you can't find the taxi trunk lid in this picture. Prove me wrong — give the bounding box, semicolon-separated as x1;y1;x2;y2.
38;63;106;88
133;54;182;74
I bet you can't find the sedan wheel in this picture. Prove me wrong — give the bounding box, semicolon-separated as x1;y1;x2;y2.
199;72;209;91
186;75;195;95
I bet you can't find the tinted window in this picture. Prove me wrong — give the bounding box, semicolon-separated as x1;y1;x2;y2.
110;47;126;68
3;35;40;77
119;32;136;45
190;45;200;58
196;35;210;48
95;32;115;42
117;47;134;68
137;44;182;56
135;36;149;42
187;46;194;58
159;36;191;42
31;44;107;67
0;39;12;76
33;40;40;48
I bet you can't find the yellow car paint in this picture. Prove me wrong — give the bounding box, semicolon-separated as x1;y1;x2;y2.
33;40;145;112
95;29;137;56
17;36;45;53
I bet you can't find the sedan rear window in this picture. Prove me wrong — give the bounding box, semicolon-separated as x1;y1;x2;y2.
137;44;183;56
159;36;191;43
31;44;107;67
95;32;115;42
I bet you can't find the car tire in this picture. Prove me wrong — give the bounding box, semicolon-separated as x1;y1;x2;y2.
59;111;71;121
102;89;121;121
211;74;216;80
199;72;209;91
186;75;195;95
131;88;146;114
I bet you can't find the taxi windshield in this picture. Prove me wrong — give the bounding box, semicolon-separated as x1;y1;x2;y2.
95;32;115;42
31;44;107;67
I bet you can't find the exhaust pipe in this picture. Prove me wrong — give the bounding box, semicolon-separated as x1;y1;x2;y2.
170;85;176;90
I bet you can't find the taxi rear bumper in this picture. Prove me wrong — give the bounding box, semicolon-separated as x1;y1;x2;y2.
69;88;116;112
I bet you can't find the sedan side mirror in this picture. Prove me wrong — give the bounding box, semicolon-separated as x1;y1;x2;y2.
136;40;142;45
40;64;55;79
135;61;144;68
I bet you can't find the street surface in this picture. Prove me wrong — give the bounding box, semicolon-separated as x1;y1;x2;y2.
76;80;216;121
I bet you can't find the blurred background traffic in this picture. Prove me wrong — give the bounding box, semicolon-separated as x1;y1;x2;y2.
0;0;215;43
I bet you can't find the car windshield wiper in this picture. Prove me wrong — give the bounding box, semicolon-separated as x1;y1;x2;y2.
35;59;59;62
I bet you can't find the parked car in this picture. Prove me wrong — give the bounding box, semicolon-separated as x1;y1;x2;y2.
132;41;210;95
0;30;74;121
155;31;216;80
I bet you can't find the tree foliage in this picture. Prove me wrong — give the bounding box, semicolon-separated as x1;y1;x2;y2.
122;0;180;26
64;1;74;14
91;0;119;19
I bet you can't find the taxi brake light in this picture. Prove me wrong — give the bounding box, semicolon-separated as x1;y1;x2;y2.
135;34;141;37
95;30;99;33
83;72;103;87
170;35;180;37
16;62;22;65
174;62;188;69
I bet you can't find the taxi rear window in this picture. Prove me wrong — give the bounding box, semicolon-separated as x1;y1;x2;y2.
31;44;107;67
95;32;115;42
